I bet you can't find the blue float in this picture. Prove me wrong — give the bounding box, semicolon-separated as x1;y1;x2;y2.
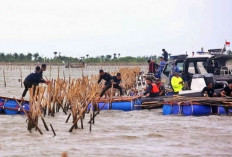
0;98;4;113
182;104;211;116
4;100;19;115
163;104;172;115
20;103;30;114
172;104;182;115
112;101;133;111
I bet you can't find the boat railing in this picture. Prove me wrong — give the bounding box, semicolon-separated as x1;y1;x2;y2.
220;66;231;75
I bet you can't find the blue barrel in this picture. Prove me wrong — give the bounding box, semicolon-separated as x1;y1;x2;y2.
88;102;110;111
0;98;4;113
172;104;182;115
212;106;227;115
111;101;133;111
163;104;172;115
20;103;30;114
183;104;211;116
4;100;19;115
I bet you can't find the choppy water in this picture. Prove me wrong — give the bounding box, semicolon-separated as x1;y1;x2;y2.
0;65;232;157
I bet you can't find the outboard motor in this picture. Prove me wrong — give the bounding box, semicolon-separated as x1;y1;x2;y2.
191;74;206;90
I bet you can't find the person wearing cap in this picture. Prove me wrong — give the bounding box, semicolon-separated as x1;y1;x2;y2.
99;73;123;97
143;77;159;97
220;80;232;97
162;49;168;62
155;78;165;96
21;66;47;99
171;72;184;93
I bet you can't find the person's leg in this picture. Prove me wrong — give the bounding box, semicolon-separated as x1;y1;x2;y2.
114;84;123;95
22;81;31;97
100;84;111;97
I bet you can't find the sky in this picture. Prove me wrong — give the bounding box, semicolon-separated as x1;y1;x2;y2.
0;0;231;58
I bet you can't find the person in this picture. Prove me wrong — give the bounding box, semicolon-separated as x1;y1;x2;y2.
98;69;112;85
201;82;217;97
162;49;168;62
156;57;166;78
99;73;123;97
143;78;159;97
171;72;184;94
221;80;232;97
155;78;165;96
21;66;47;99
147;59;158;74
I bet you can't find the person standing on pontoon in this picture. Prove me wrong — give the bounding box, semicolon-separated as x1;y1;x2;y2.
156;57;166;78
162;49;168;62
147;59;158;75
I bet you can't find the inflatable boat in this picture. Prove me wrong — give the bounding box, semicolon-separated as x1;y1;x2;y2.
0;96;29;115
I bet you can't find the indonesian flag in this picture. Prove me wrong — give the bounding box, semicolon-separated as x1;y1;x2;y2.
225;41;230;46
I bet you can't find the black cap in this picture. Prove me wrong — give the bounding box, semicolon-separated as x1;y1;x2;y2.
116;73;121;76
147;60;151;63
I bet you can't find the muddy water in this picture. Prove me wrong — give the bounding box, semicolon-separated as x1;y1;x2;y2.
0;66;232;157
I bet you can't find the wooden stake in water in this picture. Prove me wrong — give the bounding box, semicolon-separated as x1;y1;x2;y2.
49;62;52;79
20;68;23;88
3;69;6;87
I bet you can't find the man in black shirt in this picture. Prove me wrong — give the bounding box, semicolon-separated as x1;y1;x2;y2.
98;69;112;86
39;64;47;83
221;80;232;97
201;82;216;97
99;72;123;97
22;66;45;99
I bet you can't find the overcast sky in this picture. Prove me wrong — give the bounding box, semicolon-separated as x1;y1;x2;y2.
0;0;231;58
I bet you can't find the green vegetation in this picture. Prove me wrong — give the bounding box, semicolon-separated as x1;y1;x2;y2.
0;52;158;63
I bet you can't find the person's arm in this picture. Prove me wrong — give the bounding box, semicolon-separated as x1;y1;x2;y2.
98;76;102;84
144;85;152;96
159;85;165;96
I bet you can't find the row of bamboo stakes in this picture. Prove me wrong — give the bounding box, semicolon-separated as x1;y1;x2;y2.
19;66;142;135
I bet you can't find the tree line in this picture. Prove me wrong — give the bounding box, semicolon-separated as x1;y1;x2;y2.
0;52;159;63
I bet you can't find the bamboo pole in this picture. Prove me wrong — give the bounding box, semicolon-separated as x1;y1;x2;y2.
3;69;6;87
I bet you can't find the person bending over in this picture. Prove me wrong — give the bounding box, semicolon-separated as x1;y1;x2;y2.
22;66;47;99
143;78;159;97
201;82;217;97
99;73;123;97
221;80;232;97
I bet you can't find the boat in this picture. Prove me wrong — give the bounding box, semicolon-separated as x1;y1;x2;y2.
0;96;29;115
65;61;85;68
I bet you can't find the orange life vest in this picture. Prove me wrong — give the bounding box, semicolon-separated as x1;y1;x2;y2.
151;84;159;93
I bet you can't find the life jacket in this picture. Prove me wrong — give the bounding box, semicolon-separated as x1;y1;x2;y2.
151;84;159;93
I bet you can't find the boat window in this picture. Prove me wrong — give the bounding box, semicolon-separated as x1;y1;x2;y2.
188;62;195;74
163;63;171;76
176;62;183;72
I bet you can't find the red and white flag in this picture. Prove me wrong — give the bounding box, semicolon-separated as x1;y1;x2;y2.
225;41;230;46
